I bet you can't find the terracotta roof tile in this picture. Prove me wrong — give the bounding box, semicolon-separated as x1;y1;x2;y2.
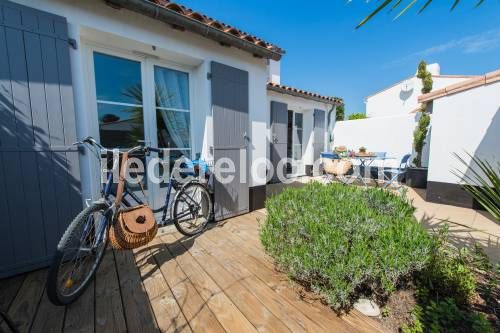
149;0;284;55
267;82;343;105
419;69;500;103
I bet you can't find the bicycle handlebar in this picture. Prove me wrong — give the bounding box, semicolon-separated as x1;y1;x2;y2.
74;136;163;156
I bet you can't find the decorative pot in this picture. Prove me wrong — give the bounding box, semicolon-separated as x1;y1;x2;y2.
406;167;428;189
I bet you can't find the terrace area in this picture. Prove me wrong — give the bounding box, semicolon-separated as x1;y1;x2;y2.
0;211;387;333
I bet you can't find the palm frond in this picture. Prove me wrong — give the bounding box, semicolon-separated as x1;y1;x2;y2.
356;0;487;28
450;0;461;11
391;0;404;11
355;0;394;29
452;152;500;222
418;0;433;14
475;0;485;7
394;0;418;20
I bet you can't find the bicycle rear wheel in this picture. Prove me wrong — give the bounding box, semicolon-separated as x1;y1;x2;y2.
172;182;212;236
47;202;109;305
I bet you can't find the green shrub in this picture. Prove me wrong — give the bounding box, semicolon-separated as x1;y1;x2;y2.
412;113;430;168
348;112;367;120
335;104;345;121
402;226;495;333
261;182;433;310
402;298;493;333
422;74;433;94
419;226;476;305
416;60;433;94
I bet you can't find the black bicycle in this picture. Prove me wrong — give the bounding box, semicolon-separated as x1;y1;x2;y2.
46;137;213;305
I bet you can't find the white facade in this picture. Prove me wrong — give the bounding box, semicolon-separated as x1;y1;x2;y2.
366;75;473;118
12;0;271;203
267;91;333;177
427;81;500;185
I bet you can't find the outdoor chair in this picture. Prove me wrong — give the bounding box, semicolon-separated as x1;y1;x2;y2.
380;154;412;189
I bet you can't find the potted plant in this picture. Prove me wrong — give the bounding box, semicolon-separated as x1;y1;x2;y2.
407;61;432;188
407;107;430;188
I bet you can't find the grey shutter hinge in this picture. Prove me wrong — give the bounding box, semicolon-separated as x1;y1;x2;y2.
68;38;78;50
207;72;212;80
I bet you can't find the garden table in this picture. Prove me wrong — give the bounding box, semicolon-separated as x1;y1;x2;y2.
349;154;394;187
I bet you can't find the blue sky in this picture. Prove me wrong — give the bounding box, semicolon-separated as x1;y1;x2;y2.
180;0;500;116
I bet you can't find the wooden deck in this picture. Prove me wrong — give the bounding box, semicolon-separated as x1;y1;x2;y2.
0;211;387;333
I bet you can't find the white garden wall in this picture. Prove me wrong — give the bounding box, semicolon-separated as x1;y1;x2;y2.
427;81;500;185
333;114;419;168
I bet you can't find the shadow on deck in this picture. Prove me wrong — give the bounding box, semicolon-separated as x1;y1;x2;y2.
0;212;387;333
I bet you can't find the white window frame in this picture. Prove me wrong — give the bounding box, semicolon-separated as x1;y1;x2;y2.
82;41;195;203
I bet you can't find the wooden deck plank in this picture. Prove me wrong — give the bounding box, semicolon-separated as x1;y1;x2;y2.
113;249;159;333
95;250;127;333
234;213;388;332
64;280;94;333
207;219;387;333
7;269;46;333
148;237;225;333
0;274;26;311
0;212;388;333
194;229;353;333
31;289;65;333
133;243;191;333
161;233;259;333
170;232;292;333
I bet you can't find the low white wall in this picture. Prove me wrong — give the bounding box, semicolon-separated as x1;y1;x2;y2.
428;82;500;184
333;114;418;168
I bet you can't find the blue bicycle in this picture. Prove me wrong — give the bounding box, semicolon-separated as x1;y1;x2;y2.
46;137;213;305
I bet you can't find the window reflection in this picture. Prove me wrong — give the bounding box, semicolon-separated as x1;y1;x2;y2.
294;113;303;160
94;52;144;148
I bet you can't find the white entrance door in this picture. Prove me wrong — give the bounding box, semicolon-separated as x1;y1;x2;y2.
90;50;192;209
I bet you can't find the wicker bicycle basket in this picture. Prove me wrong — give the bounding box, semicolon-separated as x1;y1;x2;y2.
109;204;158;250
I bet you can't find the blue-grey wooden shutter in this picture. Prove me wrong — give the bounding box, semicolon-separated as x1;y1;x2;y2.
313;109;326;175
0;0;81;277
270;101;288;183
211;61;249;221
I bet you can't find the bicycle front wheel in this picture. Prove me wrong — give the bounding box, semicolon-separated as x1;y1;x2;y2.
47;202;110;305
172;182;212;236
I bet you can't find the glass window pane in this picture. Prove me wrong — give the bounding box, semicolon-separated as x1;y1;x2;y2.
93;53;142;105
98;103;144;148
154;66;189;110
157;150;191;187
157;110;190;149
294;144;302;160
295;113;303;128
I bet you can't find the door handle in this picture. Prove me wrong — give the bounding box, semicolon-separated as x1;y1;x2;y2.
272;135;278;144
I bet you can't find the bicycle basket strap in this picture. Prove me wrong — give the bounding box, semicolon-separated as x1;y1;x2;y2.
114;152;129;207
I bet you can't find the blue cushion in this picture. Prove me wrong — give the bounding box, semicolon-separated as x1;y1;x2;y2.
321;152;339;159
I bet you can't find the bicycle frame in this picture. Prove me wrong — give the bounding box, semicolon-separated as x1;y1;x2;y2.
77;137;210;248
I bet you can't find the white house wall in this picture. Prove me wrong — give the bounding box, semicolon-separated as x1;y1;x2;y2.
267;91;333;173
11;0;270;198
427;82;500;185
366;76;471;118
